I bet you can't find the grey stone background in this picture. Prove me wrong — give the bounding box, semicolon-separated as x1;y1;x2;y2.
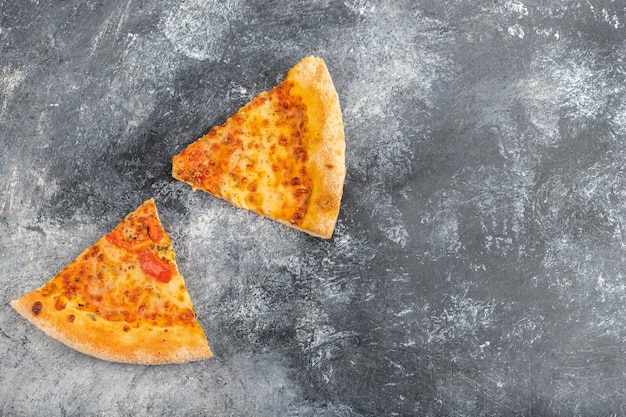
1;1;625;415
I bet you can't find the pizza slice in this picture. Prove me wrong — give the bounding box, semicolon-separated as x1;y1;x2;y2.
10;199;212;365
172;56;346;239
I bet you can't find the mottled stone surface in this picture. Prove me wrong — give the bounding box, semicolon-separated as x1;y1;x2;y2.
1;1;625;415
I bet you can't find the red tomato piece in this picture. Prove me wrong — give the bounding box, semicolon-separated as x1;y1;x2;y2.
139;252;173;283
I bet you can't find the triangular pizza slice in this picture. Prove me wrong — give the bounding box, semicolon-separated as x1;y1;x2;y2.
172;56;346;239
11;199;212;365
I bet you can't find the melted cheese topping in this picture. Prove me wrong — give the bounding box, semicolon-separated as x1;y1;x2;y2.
36;201;196;330
173;81;312;226
10;199;212;366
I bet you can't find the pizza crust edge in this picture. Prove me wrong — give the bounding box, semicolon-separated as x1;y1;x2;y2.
277;56;347;239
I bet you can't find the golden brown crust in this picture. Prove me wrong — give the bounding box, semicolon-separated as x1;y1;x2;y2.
10;199;213;365
285;56;346;238
172;56;346;239
10;294;210;365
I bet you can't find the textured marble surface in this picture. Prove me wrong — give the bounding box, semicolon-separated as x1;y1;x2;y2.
1;1;625;415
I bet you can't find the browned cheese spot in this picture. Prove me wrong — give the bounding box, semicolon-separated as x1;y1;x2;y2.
54;296;67;311
31;301;42;315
